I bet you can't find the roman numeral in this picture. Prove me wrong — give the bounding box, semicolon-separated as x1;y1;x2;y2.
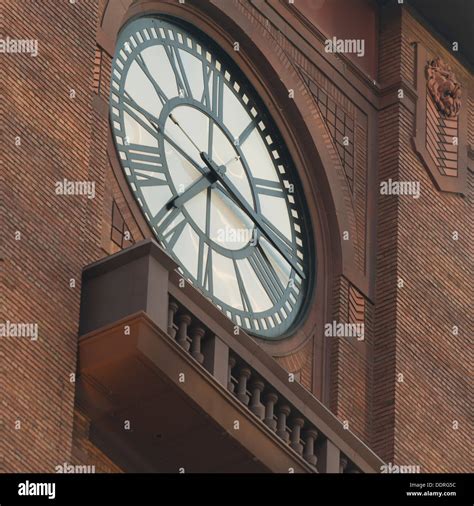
135;53;168;105
154;204;183;237
203;247;213;293
126;144;163;171
122;92;161;141
253;177;285;198
125;145;168;187
202;65;224;120
160;218;187;250
236;121;256;146
201;65;212;108
197;242;213;294
248;246;286;305
212;70;224;120
163;44;192;98
207;118;214;155
197;188;213;293
134;172;168;187
234;260;252;313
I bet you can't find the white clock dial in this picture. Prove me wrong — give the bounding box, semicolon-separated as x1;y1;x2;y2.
110;16;313;339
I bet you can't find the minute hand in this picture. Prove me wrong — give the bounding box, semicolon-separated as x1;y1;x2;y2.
121;93;207;179
200;152;305;280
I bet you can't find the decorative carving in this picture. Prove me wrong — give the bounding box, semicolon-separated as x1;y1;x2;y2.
413;44;467;194
426;57;462;118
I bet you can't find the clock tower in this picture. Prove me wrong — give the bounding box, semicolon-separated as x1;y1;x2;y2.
2;0;472;477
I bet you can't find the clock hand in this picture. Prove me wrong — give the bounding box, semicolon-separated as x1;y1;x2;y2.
167;114;303;276
122;94;240;209
168;113;224;166
222;154;241;168
136;108;301;276
121;93;208;179
165;153;241;210
200;152;305;280
169;114;239;167
121;95;247;209
169;113;202;154
167;172;217;209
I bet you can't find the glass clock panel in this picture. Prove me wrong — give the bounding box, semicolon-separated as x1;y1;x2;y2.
110;16;314;339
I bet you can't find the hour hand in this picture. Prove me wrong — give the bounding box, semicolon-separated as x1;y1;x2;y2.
167;172;216;209
200;152;305;279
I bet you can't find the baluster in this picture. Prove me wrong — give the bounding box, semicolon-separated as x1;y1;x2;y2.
249;380;265;419
290;417;304;455
190;326;205;364
303;429;318;466
176;314;191;351
276;404;291;443
340;456;348;474
236;367;251;405
167;301;179;338
263;392;278;431
228;356;236;393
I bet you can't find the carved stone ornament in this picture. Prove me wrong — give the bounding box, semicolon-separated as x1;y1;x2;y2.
412;44;467;194
426;57;462;118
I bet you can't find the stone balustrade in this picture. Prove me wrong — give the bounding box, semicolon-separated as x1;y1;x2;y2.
167;296;361;473
79;239;382;473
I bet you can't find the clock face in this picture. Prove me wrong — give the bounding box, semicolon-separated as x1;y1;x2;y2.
110;16;314;339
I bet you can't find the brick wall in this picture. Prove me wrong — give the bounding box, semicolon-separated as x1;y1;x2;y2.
1;0;101;472
392;10;472;472
372;7;473;472
371;6;404;465
329;276;372;445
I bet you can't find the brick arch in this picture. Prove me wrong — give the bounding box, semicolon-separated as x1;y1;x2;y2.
98;0;359;394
